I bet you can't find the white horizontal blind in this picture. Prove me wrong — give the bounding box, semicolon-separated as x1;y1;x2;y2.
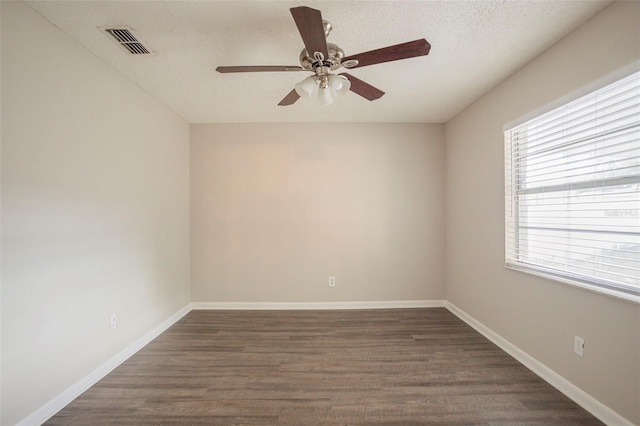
505;71;640;296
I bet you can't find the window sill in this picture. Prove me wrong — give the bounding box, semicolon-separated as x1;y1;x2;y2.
505;263;640;305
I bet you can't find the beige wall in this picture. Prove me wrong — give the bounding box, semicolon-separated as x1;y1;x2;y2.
445;1;640;423
1;2;191;424
2;0;638;424
191;123;445;303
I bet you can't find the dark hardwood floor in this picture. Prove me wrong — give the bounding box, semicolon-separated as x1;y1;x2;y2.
47;308;603;425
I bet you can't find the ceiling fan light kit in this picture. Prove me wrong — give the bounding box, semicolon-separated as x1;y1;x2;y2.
216;6;431;106
294;71;351;105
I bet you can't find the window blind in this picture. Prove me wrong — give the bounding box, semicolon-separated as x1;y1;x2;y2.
505;71;640;297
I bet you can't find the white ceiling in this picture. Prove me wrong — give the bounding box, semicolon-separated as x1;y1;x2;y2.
26;0;610;123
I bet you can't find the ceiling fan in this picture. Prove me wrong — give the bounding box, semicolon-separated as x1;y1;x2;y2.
216;6;431;106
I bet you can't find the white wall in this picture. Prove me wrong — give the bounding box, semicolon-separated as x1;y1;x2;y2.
445;1;640;424
0;2;191;424
191;123;445;304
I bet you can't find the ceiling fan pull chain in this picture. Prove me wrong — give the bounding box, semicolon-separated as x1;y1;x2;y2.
313;51;325;67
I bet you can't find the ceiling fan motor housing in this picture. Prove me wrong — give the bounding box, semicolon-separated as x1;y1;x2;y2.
299;43;345;71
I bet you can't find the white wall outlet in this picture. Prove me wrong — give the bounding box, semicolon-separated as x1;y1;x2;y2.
110;314;117;331
328;276;336;287
574;336;584;357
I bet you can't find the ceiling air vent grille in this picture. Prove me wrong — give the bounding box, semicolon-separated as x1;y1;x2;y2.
104;28;151;55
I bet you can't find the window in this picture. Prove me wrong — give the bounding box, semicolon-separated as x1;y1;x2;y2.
505;71;640;300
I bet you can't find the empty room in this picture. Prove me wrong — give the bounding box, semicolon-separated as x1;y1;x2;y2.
1;0;639;425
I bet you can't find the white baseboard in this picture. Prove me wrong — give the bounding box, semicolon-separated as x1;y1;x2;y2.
444;301;634;426
19;300;630;426
192;299;445;310
17;303;193;426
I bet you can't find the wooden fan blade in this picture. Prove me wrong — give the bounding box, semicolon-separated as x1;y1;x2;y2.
290;6;329;59
278;89;301;106
340;73;385;101
342;39;431;69
216;66;305;73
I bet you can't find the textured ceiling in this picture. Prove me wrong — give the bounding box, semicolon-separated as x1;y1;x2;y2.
26;0;610;123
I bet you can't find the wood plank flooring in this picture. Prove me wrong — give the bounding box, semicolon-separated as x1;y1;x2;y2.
47;308;603;425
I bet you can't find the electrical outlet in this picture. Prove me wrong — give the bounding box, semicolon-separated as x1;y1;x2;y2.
574;336;584;357
328;276;336;287
110;314;117;331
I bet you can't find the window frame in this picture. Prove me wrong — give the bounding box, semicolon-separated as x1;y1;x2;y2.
504;67;640;304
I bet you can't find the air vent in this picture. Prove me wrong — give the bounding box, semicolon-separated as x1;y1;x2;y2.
103;27;152;55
